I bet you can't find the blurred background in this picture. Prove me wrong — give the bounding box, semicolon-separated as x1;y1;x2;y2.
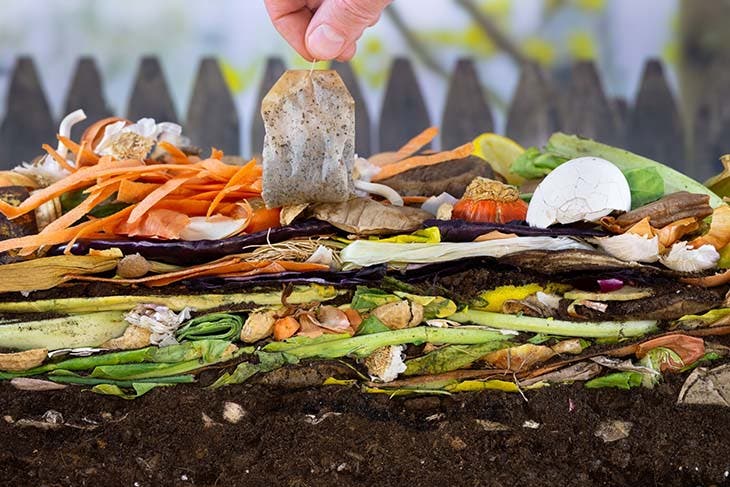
0;0;727;177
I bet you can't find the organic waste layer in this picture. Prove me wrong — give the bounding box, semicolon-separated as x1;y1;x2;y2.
1;366;729;487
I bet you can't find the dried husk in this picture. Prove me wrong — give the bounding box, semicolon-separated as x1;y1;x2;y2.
372;300;424;330
100;325;152;350
0;348;48;372
241;309;277;343
0;254;120;292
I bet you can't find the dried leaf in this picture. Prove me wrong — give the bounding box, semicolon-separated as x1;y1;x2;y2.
312;198;431;236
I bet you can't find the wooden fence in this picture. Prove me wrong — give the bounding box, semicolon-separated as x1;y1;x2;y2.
0;55;727;181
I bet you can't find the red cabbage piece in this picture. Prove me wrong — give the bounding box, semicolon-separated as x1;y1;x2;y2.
427;219;609;241
51;220;337;264
598;278;624;293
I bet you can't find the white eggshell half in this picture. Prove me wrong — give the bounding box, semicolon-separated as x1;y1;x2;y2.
526;156;631;228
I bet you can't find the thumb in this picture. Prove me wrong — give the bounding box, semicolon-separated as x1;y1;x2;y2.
305;0;391;60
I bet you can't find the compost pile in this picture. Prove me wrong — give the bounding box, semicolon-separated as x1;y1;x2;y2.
1;72;730;407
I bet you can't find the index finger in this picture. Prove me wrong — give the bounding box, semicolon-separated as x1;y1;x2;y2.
264;0;316;61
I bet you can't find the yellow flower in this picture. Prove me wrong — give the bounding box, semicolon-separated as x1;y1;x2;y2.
567;31;597;60
522;37;556;66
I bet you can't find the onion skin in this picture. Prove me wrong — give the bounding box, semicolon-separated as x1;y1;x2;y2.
452;198;528;224
80;117;129;150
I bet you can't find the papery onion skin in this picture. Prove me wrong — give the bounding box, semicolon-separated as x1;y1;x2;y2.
661;242;719;272
597;234;660;263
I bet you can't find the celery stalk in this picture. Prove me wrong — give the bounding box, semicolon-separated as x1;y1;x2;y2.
264;327;511;360
0;286;343;314
448;309;657;338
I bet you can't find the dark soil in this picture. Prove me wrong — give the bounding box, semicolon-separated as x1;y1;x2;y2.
1;373;729;487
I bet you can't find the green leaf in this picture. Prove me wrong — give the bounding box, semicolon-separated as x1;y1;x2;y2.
92;382;169;399
404;341;513;376
351;287;400;311
623;167;664;208
176;313;243;342
368;227;441;244
445;379;520;393
393;292;457;319
511;147;568;179
585;371;643;390
209;351;298;388
356;316;390;336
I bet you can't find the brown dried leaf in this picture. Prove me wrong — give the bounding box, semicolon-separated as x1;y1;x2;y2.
312;198;431;236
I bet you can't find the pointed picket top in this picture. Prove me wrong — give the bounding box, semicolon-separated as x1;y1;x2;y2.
561;61;621;146
126;57;178;123
379;58;431;152
186;58;239;155
505;62;560;149
331;61;372;157
692;59;730;180
63;57;113;142
0;57;55;168
441;58;492;149
627;60;684;171
250;57;286;157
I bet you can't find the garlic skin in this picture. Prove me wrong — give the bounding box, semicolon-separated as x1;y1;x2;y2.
526;157;631;228
95;118;189;157
364;345;407;382
660;242;719;272
597;233;661;263
124;304;192;347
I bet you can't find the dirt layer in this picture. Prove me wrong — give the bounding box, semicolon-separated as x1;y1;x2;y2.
1;374;729;487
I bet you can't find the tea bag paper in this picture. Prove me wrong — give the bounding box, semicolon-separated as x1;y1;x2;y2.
261;70;355;208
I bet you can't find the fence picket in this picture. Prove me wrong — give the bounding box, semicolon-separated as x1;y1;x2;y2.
379;57;431;152
441;58;493;149
0;57;55;168
127;57;178;123
626;60;685;172
332;61;372;157
63;57;113;142
692;60;730;181
186;58;239;155
0;55;724;179
505;62;560;149
250;57;286;157
561;61;622;146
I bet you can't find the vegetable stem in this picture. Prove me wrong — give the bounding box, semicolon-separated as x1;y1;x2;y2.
448;309;657;338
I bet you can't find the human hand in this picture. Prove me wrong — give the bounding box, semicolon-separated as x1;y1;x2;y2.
265;0;392;61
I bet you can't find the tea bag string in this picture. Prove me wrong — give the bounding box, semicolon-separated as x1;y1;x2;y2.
308;59;317;78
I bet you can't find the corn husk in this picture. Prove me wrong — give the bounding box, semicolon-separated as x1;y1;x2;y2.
0;254;121;292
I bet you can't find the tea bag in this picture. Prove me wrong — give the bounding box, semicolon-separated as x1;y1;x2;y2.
261;70;356;208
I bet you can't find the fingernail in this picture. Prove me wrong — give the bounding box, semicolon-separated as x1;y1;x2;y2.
307;24;346;59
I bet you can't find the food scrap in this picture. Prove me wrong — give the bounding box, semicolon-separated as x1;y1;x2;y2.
0;75;729;400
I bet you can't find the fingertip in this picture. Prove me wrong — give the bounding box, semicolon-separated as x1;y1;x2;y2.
336;43;357;62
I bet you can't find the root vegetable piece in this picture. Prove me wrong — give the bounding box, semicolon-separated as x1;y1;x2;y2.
261;70;355;208
273;316;300;341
